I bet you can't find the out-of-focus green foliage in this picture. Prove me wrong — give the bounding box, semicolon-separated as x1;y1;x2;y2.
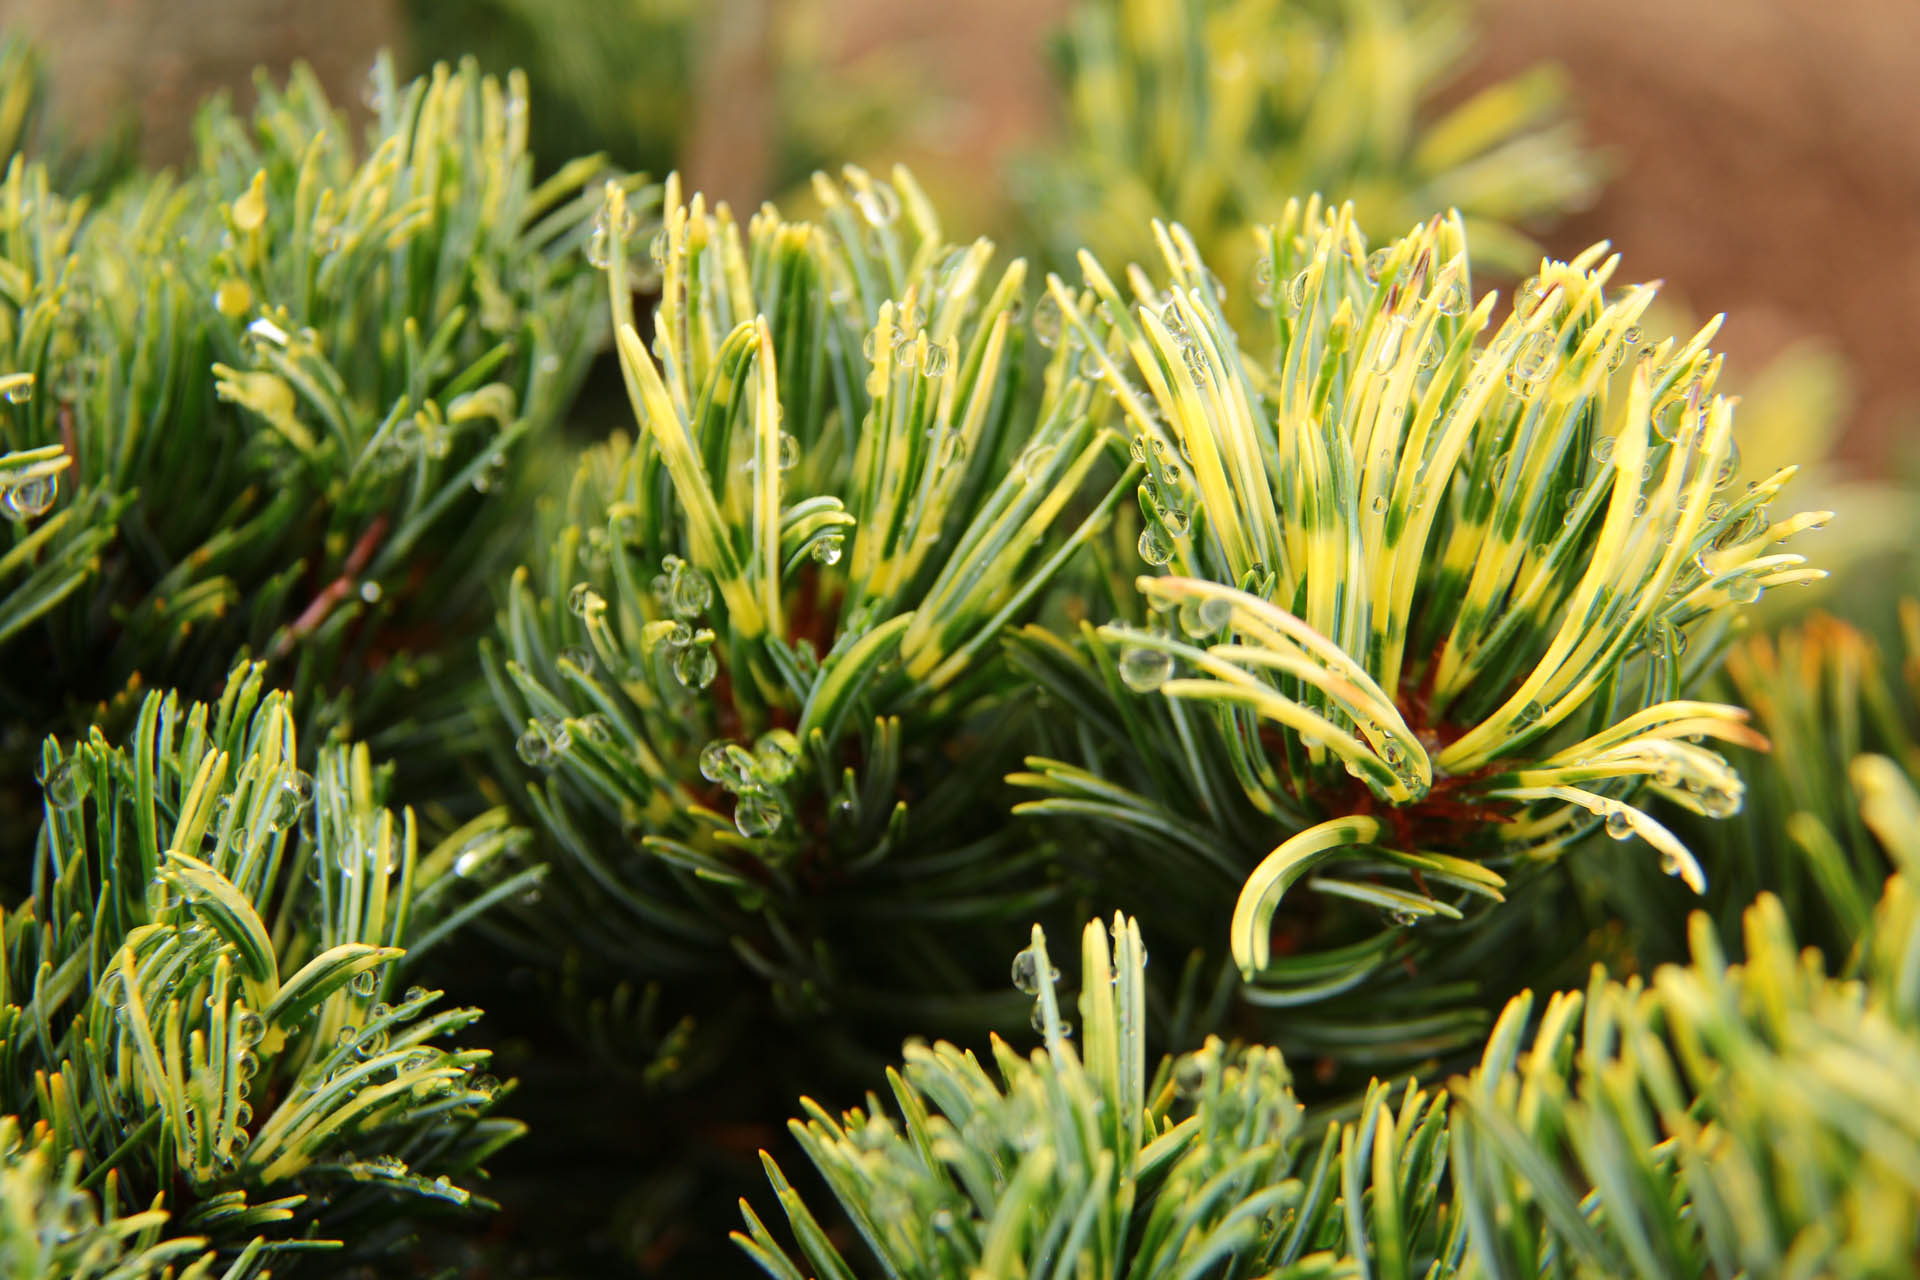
0;1116;242;1279
1452;862;1920;1279
1019;0;1602;301
1576;602;1914;969
401;0;911;200
402;0;699;182
0;32;134;198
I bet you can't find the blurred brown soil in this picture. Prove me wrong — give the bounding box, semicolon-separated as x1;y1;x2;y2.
1470;0;1920;465
0;0;396;166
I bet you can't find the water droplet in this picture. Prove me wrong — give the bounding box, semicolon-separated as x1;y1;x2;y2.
1287;269;1312;311
1729;577;1762;605
558;645;595;678
1604;807;1633;840
351;970;378;999
1033;293;1063;348
471;451;507;493
1183;344;1207;388
1252;257;1275;308
1700;786;1741;819
236;1011;266;1046
1118;646;1173;692
1658;850;1684;877
3;474;56;519
1515;276;1544;318
1590;436;1616;465
3;374;33;405
1714;440;1741;489
1137;520;1177;564
922;343;949;377
43;760;86;809
666;560;712;619
1161;505;1191;536
1370;495;1389;514
515;728;553;768
98;970;128;1008
854;184;900;226
672;642;717;690
1373;317;1407;371
734;788;781;838
892;331;921;371
1010;944;1059;994
568;583;605;618
1433;279;1467;316
755;730;799;782
585;199;637;270
1365;248;1391;281
812;534;844;565
1506;333;1553;395
1518;701;1545;725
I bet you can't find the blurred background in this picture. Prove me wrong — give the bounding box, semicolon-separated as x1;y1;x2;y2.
3;0;1916;469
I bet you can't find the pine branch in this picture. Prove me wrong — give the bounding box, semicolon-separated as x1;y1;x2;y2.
1;55;615;848
1581;602;1916;969
482;166;1132;1064
1;663;526;1269
1451;843;1920;1278
739;915;1379;1279
1013;200;1828;1066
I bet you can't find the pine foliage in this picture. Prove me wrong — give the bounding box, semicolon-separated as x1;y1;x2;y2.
0;54;607;842
3;664;523;1270
2;10;1917;1279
